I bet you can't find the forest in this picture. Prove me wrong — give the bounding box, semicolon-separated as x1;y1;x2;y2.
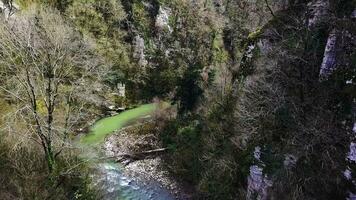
0;0;355;199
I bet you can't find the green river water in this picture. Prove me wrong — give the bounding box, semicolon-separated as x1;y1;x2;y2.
82;103;157;144
79;103;175;200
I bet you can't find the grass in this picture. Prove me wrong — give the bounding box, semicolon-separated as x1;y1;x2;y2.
81;103;158;144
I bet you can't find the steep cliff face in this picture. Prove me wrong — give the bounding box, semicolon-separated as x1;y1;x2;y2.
3;0;354;199
238;1;356;199
160;0;355;199
52;0;354;199
312;5;356;198
307;0;331;29
319;29;339;79
133;35;148;67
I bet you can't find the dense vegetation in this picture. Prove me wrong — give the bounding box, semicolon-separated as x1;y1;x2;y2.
0;0;355;199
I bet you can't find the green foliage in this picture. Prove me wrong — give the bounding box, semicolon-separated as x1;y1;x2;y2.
16;0;72;12
4;1;355;199
67;0;126;32
161;1;356;199
0;132;97;199
0;6;102;199
123;0;224;103
67;1;107;37
161;117;203;184
131;1;152;37
103;70;125;86
66;0;131;89
332;0;356;17
212;32;230;63
137;48;181;100
0;98;11;125
247;28;262;41
174;64;204;113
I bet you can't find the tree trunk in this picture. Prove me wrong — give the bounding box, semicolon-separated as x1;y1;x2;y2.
46;144;56;173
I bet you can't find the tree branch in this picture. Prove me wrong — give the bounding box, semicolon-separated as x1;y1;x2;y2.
264;0;276;18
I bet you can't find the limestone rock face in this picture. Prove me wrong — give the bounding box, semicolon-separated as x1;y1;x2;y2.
247;165;273;200
346;119;356;164
117;83;126;97
345;130;356;199
307;0;331;29
155;7;172;33
344;100;356;200
352;9;356;19
133;35;148;67
347;142;356;162
319;29;338;80
0;1;18;19
246;147;273;200
319;8;356;81
319;31;356;80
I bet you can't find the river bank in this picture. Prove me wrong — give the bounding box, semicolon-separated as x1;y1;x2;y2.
103;126;192;200
78;102;191;199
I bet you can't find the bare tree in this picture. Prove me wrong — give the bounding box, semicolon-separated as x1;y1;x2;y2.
0;7;103;173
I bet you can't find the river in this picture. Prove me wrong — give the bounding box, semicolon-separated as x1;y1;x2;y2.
78;103;176;200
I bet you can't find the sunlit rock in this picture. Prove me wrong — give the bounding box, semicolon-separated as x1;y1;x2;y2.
247;165;273;200
307;0;330;29
347;192;356;200
344;168;352;180
253;146;261;160
246;44;256;59
0;1;18;19
319;29;338;80
247;147;273;200
117;83;126;97
351;9;356;19
347;142;356;162
133;35;148;67
155;7;172;33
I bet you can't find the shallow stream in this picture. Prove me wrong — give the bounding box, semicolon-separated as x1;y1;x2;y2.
79;103;175;200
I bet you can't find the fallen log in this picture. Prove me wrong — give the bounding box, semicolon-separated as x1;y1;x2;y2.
102;148;168;165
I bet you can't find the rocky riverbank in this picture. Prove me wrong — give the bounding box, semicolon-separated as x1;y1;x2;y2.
102;125;192;200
